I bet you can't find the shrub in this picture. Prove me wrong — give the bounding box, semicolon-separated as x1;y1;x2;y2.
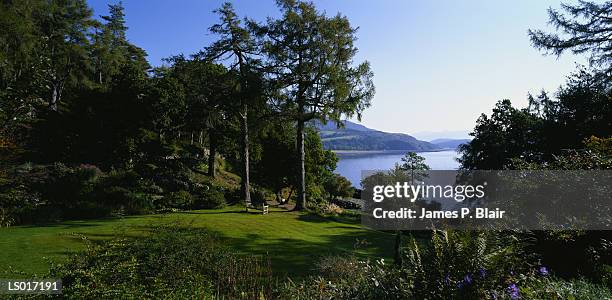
250;188;269;205
98;185;153;215
49;225;273;299
315;203;344;216
37;163;100;209
159;190;194;209
277;256;408;299
223;188;243;205
148;160;193;192
194;185;226;209
516;276;612;299
529;230;612;286
92;169;155;215
0;189;27;227
403;230;533;299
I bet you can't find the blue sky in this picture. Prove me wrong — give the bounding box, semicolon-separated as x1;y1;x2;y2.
87;0;585;139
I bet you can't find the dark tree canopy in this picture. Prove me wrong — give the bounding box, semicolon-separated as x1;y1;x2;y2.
459;69;612;170
529;1;612;78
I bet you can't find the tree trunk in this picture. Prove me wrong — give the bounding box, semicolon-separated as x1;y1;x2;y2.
208;132;217;178
241;106;251;208
286;188;294;205
394;230;402;265
50;82;60;111
294;119;306;210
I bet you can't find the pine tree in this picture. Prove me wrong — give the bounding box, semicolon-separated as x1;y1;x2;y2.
38;0;94;110
258;0;375;210
206;3;260;204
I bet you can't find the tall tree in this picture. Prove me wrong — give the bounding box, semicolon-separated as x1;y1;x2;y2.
400;152;431;183
38;0;94;110
147;66;187;141
91;2;130;86
323;173;353;202
166;55;233;177
259;0;375;210
0;0;46;136
206;2;260;204
528;1;612;79
396;152;429;265
458;100;541;170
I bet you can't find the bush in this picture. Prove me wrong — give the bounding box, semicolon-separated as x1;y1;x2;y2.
194;185;226;209
159;190;194;209
147;160;193;192
402;230;533;299
250;188;269;205
277;256;408;299
280;232;612;299
223;188;243;205
37;163;101;209
49;225;273;299
97;186;153;215
529;230;612;286
95;169;155;215
515;276;612;299
317;203;344;216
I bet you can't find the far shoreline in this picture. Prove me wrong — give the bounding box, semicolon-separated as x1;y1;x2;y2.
332;148;457;155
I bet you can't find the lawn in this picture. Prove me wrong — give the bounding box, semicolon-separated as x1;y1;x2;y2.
0;206;394;278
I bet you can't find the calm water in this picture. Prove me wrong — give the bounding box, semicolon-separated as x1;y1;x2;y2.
335;150;460;187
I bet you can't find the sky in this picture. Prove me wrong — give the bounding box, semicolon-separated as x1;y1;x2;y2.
88;0;586;140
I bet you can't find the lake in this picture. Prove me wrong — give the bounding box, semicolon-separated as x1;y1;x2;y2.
334;150;460;188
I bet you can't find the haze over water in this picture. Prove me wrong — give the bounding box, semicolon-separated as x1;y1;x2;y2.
334;150;460;188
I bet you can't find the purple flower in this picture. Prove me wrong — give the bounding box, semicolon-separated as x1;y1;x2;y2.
463;274;473;285
457;274;472;289
538;266;549;276
491;292;498;300
507;283;520;299
444;273;451;285
479;268;487;278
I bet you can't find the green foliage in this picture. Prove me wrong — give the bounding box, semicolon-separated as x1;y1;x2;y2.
249;187;269;206
252;122;296;196
277;256;408;299
459;99;542;169
515;277;612;300
304;127;339;202
529;1;612;78
194;186;227;209
460;69;612;170
585;136;612;156
403;230;532;299
323;173;354;201
49;225;273;299
254;0;375;209
281;231;612;299
159;190;194;210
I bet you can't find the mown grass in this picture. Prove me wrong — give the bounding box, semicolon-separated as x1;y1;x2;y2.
0;206;393;278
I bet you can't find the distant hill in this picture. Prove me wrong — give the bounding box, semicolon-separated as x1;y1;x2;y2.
312;120;440;151
429;138;471;149
315;120;374;132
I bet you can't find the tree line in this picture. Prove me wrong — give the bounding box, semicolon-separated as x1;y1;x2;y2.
459;0;612;170
0;0;373;211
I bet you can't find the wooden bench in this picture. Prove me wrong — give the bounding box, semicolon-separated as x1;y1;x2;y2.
246;202;269;215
